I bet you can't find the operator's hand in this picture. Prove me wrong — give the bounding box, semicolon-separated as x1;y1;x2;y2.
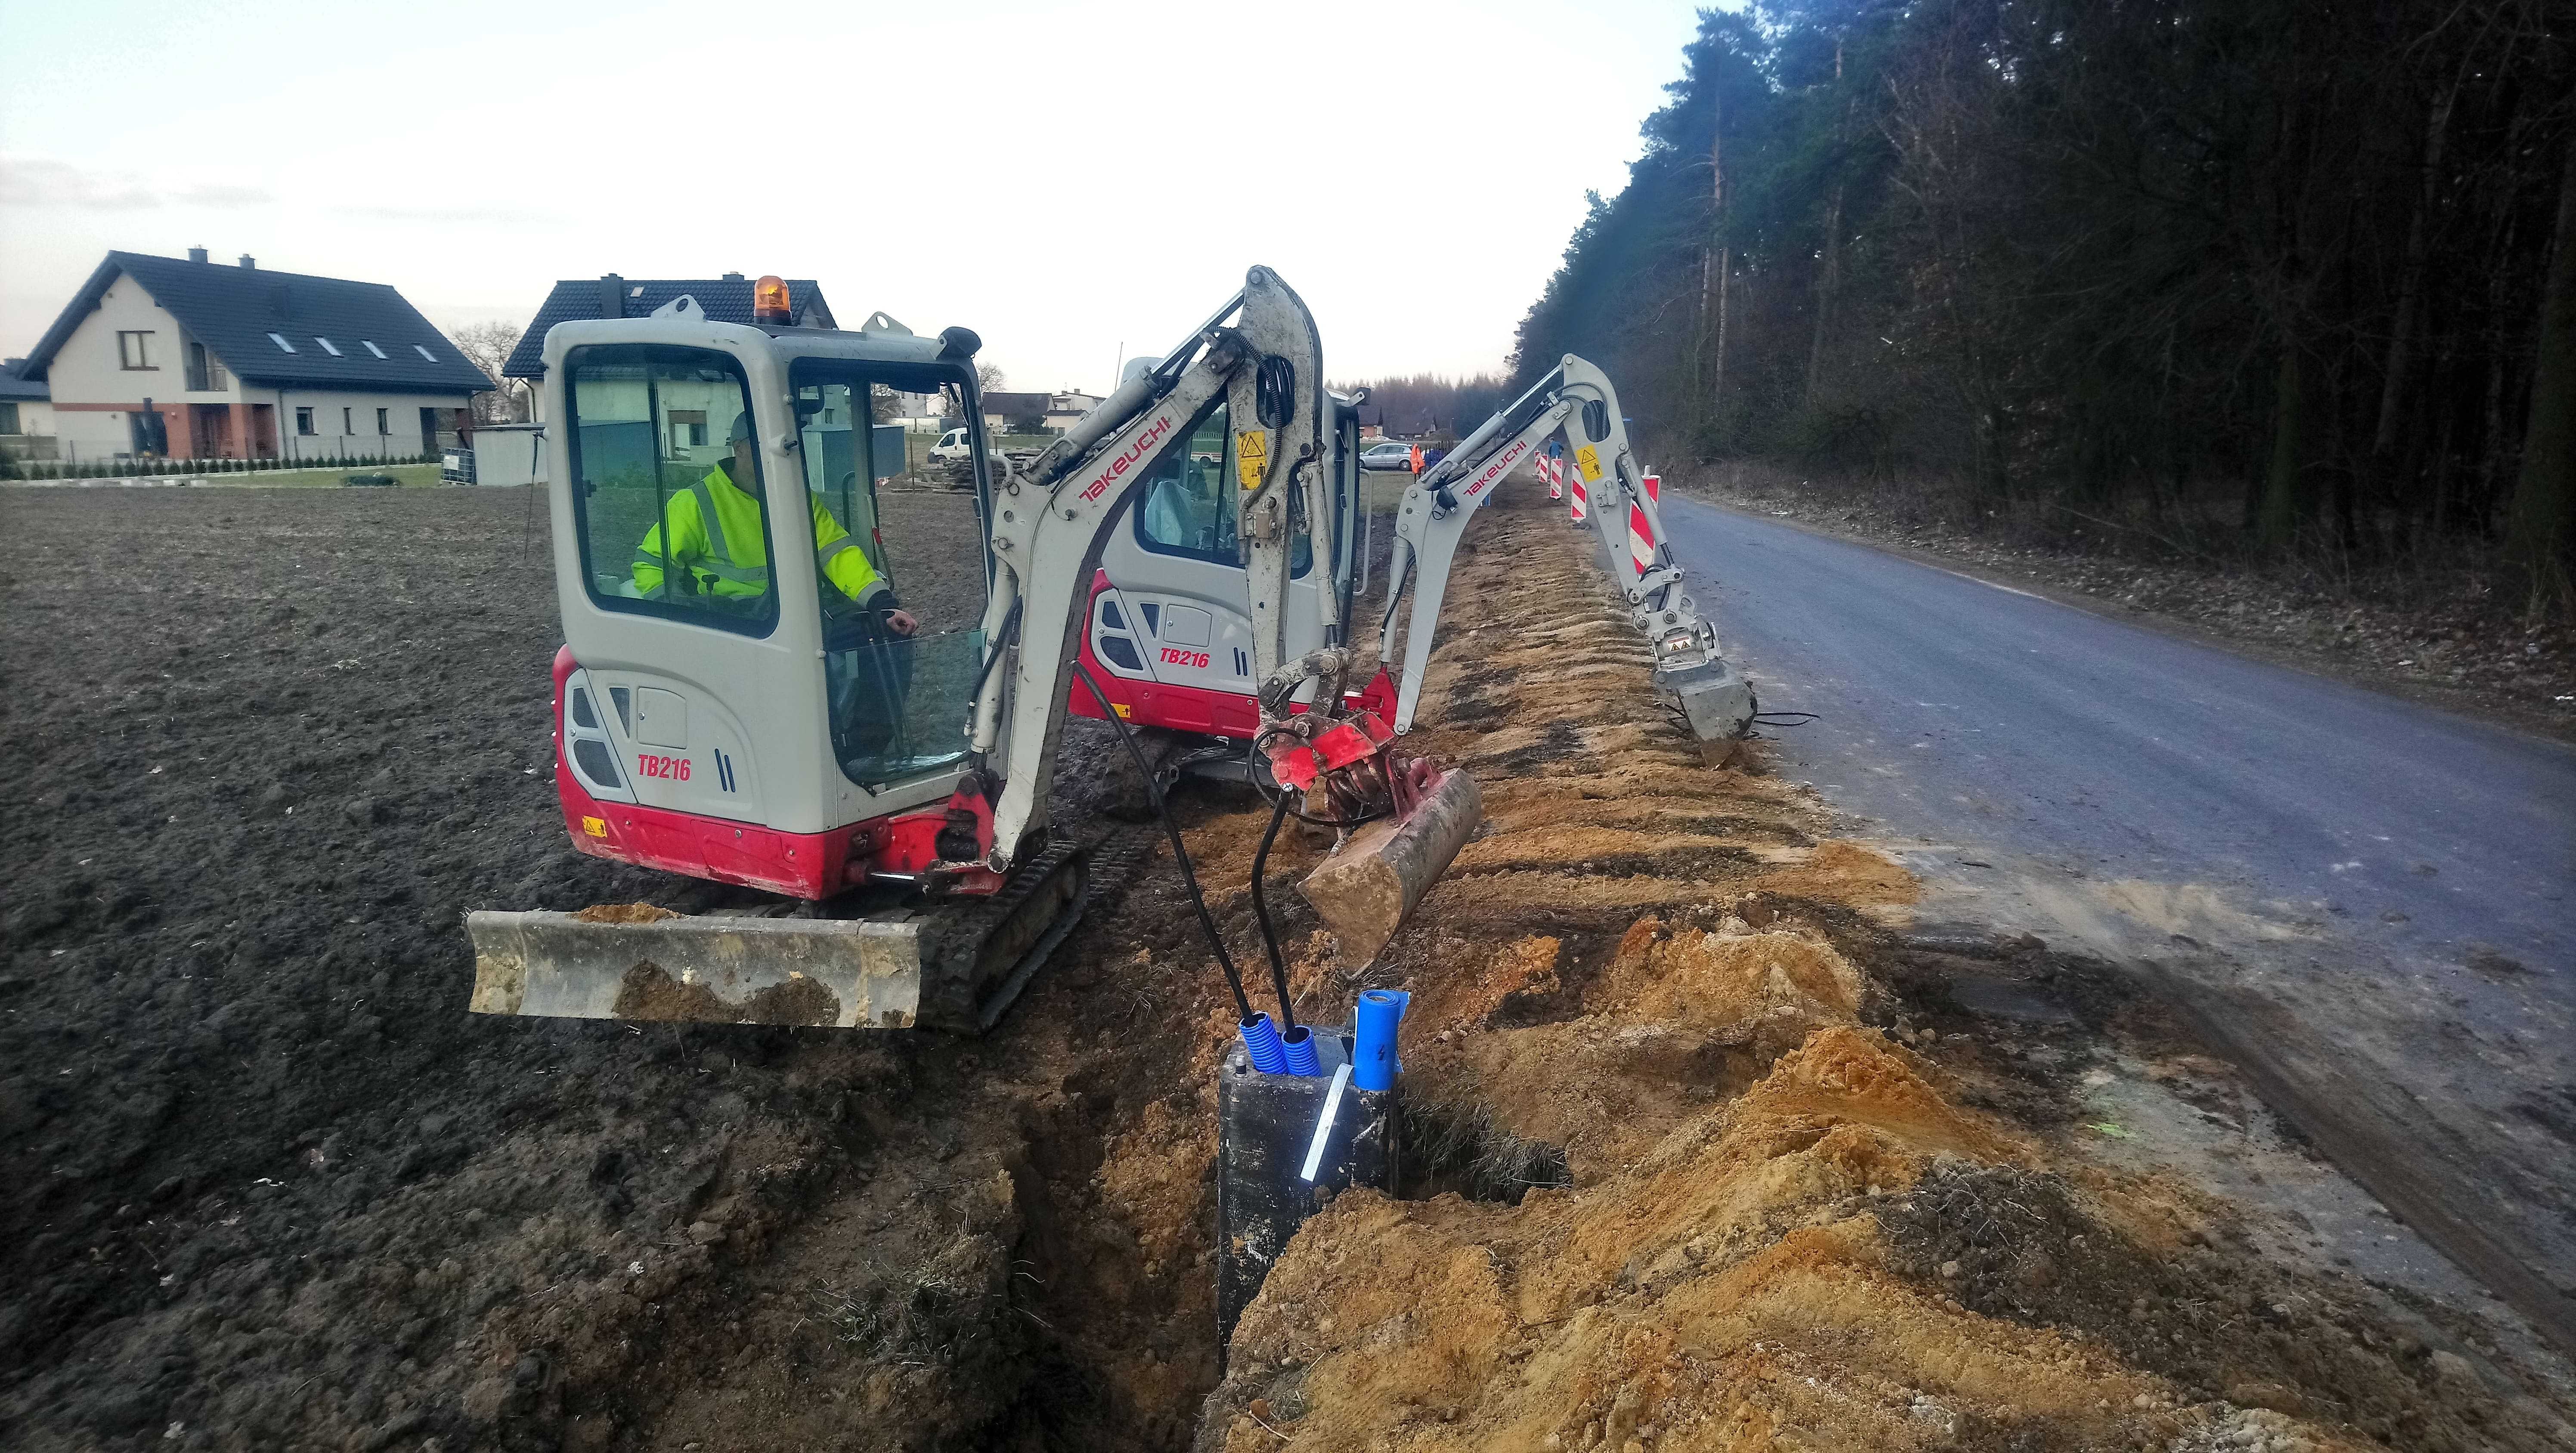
885;608;919;637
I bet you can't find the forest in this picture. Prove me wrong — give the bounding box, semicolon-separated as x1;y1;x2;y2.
1511;0;2576;612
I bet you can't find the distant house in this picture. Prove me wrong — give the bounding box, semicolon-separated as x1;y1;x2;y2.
18;249;491;465
502;274;836;405
981;391;1053;435
1042;390;1105;432
0;358;54;461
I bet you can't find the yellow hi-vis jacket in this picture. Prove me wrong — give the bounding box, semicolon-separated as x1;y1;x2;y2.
631;461;888;606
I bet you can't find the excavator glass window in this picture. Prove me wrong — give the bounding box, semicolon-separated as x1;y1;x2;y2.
790;361;993;789
561;344;778;637
1131;400;1310;575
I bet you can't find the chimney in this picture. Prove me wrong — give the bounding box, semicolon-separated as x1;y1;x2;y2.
722;272;744;282
187;246;209;264
238;254;256;269
599;273;627;319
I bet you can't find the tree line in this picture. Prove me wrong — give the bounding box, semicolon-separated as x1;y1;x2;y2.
1336;374;1511;441
1512;0;2576;609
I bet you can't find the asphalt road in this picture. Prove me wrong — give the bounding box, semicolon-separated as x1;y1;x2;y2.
1656;495;2576;1350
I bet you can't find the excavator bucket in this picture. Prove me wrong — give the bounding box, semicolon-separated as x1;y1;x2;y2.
464;840;1088;1033
1657;657;1757;763
1297;764;1483;963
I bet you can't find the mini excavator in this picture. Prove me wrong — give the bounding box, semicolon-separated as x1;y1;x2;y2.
1070;352;1754;771
465;268;1480;1032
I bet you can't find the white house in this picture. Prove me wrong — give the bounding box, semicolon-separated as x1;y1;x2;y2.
17;249;492;466
1042;389;1106;433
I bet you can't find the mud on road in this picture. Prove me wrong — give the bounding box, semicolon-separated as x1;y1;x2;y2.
4;480;2573;1452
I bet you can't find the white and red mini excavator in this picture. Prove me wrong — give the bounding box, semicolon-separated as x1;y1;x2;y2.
465;269;1481;1032
1070;353;1752;776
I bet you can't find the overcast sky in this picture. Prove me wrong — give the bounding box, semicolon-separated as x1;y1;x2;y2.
0;0;1705;394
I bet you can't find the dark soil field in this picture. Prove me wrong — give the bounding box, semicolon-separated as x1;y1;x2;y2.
0;483;1271;1452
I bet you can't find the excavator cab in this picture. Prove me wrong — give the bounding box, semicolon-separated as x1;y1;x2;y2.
1078;386;1388;741
468;303;1084;1031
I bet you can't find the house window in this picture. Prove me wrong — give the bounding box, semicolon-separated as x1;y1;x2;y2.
414;345;437;362
185;340;227;392
0;403;19;436
361;340;387;359
667;409;707;451
376;408;390;435
343;407;355;435
118;331;156;369
268;333;297;353
296;407;316;435
314;337;343;357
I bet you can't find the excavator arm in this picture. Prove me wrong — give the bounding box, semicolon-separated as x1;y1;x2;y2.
973;266;1331;870
1375;354;1754;749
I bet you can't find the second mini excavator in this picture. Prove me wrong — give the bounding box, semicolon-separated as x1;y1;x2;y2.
1068;352;1754;771
464;268;1480;1032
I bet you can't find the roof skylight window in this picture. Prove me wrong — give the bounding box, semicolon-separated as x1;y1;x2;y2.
267;332;296;353
414;345;437;362
313;337;342;356
361;340;387;359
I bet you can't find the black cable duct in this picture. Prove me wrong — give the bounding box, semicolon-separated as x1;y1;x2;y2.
1068;658;1259;1026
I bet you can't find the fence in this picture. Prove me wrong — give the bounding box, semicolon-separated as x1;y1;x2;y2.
2;451;439;482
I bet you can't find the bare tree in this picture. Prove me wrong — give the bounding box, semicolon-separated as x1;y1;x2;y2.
451;321;533;424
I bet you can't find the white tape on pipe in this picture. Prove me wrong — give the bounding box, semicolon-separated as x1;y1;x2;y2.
1299;1062;1353;1183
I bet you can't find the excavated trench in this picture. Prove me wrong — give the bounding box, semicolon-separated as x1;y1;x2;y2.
6;479;2574;1452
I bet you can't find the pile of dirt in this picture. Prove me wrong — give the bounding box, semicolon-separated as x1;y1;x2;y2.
1194;484;2576;1452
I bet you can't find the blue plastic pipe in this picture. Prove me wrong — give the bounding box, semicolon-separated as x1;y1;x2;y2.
1238;1013;1287;1074
1351;989;1409;1091
1280;1024;1321;1077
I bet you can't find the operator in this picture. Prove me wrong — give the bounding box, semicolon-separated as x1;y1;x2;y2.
632;412;919;637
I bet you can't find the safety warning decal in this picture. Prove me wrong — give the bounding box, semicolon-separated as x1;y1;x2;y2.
581;815;607;838
1576;444;1602;482
1235;430;1268;492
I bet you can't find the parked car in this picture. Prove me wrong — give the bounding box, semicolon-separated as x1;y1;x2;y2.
1360;441;1417;472
929;427;977;463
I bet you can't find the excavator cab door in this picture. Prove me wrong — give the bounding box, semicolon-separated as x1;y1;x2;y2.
787;360;994;795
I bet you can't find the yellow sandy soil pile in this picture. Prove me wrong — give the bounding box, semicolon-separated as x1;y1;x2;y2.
1191;488;2447;1452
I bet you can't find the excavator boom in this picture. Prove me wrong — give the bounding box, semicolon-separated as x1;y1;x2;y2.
1380;354;1755;751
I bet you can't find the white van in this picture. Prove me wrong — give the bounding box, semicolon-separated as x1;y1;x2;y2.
929;427;975;463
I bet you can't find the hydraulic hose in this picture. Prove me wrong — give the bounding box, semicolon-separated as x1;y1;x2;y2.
1069;659;1256;1025
1248;788;1299;1034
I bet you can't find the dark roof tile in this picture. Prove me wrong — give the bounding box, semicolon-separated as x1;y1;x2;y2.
23;252;492;395
0;358;47;402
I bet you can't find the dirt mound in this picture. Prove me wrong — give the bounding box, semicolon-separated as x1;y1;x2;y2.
1195;485;2576;1453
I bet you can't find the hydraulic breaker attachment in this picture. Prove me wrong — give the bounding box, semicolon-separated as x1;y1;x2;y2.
464;838;1087;1033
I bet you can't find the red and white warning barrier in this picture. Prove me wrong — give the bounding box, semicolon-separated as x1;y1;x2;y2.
1565;458;1589;524
1539;455;1565;500
1625;471;1661;581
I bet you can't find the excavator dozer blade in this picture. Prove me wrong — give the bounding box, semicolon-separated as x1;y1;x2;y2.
466;839;1089;1033
1298;766;1483;965
1656;656;1757;764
